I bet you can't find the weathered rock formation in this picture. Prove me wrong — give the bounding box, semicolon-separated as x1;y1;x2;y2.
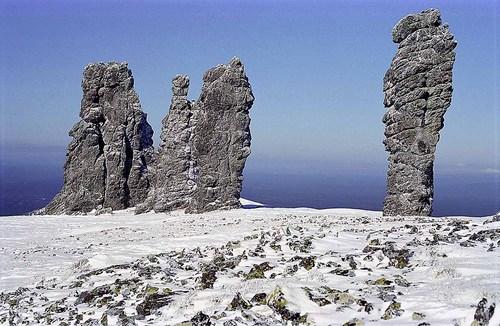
45;62;154;214
187;57;254;213
138;57;254;214
382;9;456;216
136;75;197;213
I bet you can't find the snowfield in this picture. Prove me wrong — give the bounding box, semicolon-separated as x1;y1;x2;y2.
0;200;499;325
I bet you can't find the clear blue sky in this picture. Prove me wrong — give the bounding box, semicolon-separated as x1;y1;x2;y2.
1;0;498;177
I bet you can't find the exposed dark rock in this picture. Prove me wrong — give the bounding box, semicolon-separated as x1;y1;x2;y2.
266;287;307;323
381;301;404;320
45;62;154;214
76;284;113;305
137;75;196;213
137;57;253;214
298;256;316;271
251;293;268;305
187;57;254;213
227;292;252;311
136;293;173;315
303;287;331;307
382;242;414;268
246;262;273;280
472;298;495;326
190;311;211;326
199;269;217;289
382;9;456;216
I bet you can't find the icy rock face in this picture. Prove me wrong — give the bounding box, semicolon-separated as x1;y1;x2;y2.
45;62;154;214
187;57;254;213
382;9;456;216
136;75;197;213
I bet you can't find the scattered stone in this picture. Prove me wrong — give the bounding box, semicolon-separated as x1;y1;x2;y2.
190;311;211;326
483;213;500;225
136;292;173;316
251;293;268;305
298;256;316;271
246;262;273;280
412;312;426;320
381;301;404;320
394;275;411;287
227;292;252;311
266;287;307;323
76;285;113;305
371;277;392;286
382;243;413;268
199;270;217;289
303;287;332;307
343;318;364;326
471;298;495;326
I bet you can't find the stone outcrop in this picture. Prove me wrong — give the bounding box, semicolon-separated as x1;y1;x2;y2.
45;62;154;214
136;75;197;213
187;57;254;213
382;9;456;216
138;57;254;214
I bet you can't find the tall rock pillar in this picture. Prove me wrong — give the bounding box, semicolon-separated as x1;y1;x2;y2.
187;57;254;213
136;75;197;213
45;62;154;214
382;9;456;216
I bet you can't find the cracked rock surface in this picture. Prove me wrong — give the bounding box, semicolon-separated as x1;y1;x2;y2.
382;9;457;216
137;75;197;214
187;57;254;213
138;57;254;214
44;62;154;214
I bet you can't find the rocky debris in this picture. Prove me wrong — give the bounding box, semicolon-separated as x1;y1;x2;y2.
382;8;457;216
189;311;211;326
298;256;316;270
382;242;414;268
76;284;113;305
471;298;495;326
136;292;173;315
45;62;154;214
199;269;217;289
266;286;308;323
1;213;497;325
137;75;196;214
187;57;254;213
343;318;364;326
382;301;404;320
412;312;426;320
246;262;273;279
483;213;500;225
303;287;332;307
251;293;268;305
227;292;252;311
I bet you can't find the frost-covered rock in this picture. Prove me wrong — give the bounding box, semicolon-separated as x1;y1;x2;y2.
382;9;457;216
45;62;154;214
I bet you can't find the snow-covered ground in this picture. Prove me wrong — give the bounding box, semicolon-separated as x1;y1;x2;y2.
0;200;499;325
